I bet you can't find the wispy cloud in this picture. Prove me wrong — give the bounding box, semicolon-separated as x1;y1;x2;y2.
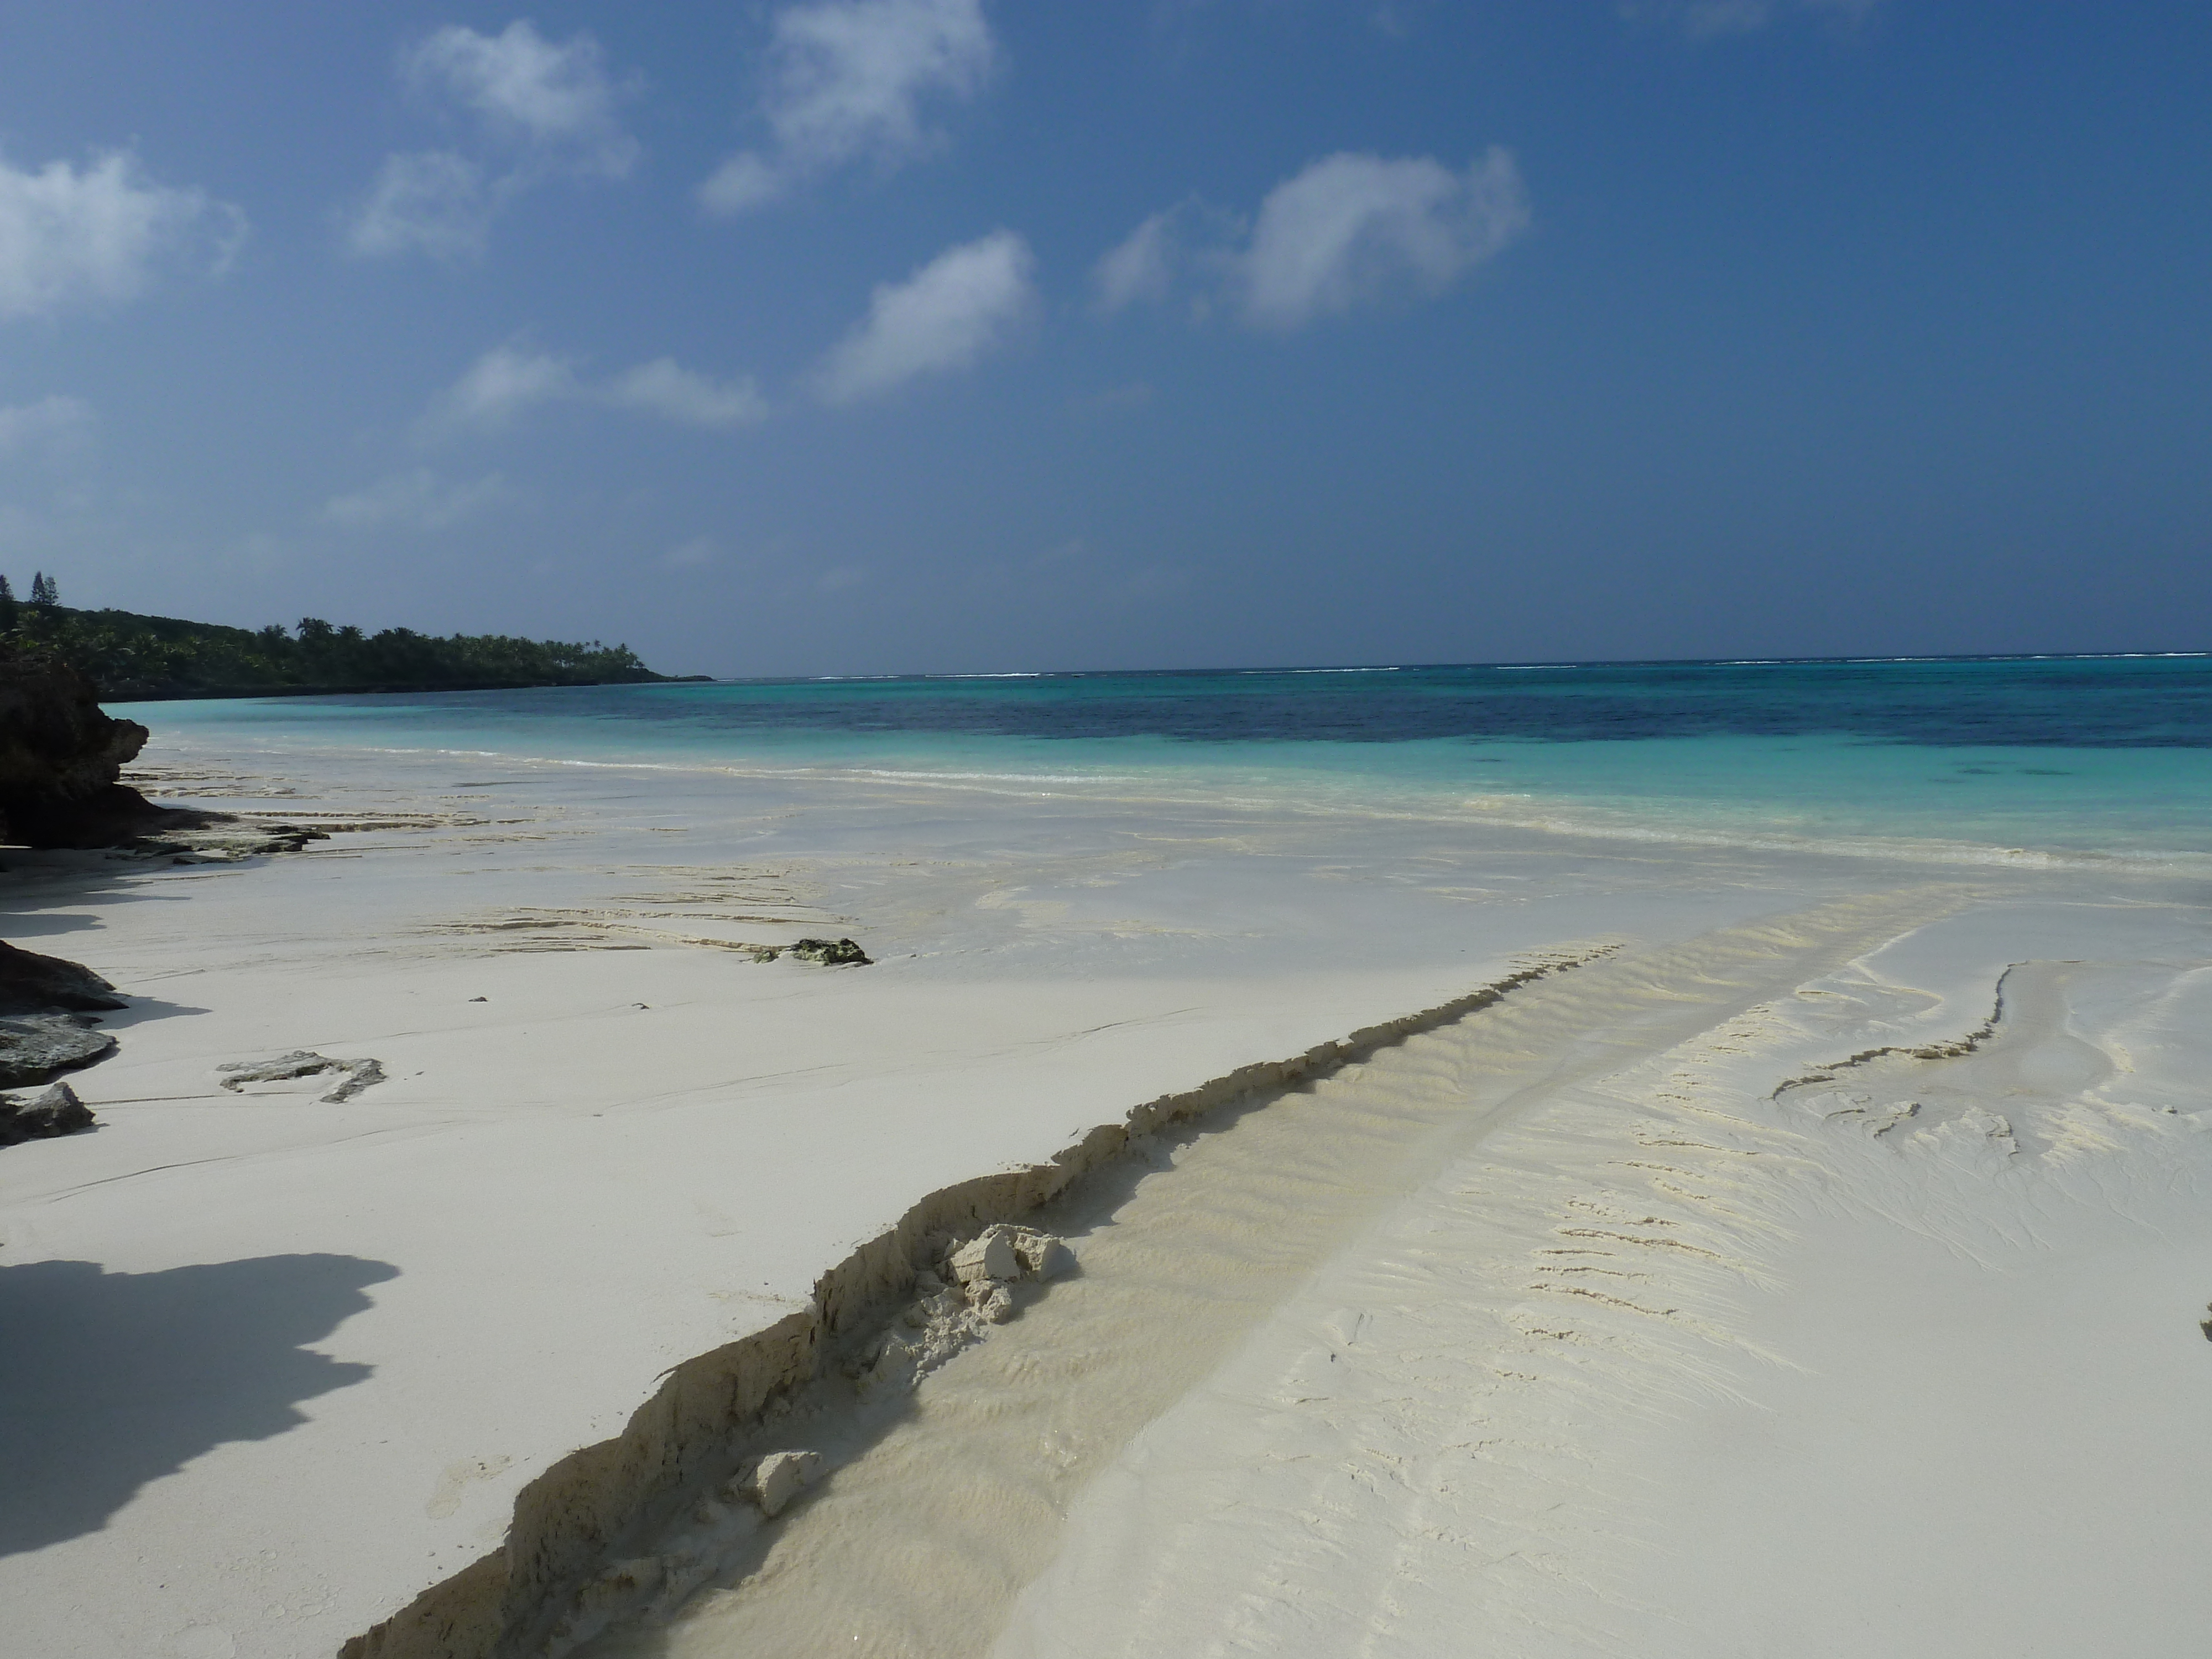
700;0;995;215
606;358;768;429
1240;150;1528;328
1093;210;1178;314
347;151;495;263
1629;0;1884;36
345;21;640;263
323;467;515;530
812;228;1035;404
406;21;641;176
1096;149;1529;331
0;150;244;320
418;343;768;439
0;395;93;455
416;343;582;440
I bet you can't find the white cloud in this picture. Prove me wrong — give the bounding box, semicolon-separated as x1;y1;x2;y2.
345;151;493;262
1635;0;1883;35
419;345;769;439
1096;152;1528;332
323;467;514;531
812;228;1035;404
0;395;93;454
347;22;638;262
1239;149;1529;329
665;536;716;568
700;0;994;215
404;21;640;179
698;153;786;216
0;150;244;320
416;344;581;439
606;358;768;429
1093;210;1177;313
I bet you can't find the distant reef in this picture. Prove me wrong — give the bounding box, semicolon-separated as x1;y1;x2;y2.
0;594;697;702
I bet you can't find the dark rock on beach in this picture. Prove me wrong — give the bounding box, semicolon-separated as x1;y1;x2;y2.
0;940;124;1095
0;1014;116;1089
0;938;128;1016
0;1079;95;1146
0;642;324;853
0;648;159;848
217;1050;388;1103
788;937;872;966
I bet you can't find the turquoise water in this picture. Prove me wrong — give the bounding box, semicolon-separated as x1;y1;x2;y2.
122;656;2212;869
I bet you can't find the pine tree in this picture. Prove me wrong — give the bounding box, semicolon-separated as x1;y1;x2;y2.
29;572;56;607
0;576;15;632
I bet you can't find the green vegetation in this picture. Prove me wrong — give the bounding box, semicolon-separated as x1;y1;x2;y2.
0;573;680;700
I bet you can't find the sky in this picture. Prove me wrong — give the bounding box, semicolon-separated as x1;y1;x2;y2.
0;1;2206;676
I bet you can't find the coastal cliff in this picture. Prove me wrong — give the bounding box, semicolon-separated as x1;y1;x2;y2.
0;645;160;849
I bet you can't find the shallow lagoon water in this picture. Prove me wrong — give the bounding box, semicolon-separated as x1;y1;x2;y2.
123;654;2212;868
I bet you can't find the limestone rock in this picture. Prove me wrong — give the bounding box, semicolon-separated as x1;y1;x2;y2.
741;1450;822;1517
0;1015;114;1089
787;937;871;966
0;940;126;1016
217;1050;387;1104
1013;1231;1075;1280
951;1230;1019;1284
0;648;148;845
0;1079;96;1147
0;643;324;853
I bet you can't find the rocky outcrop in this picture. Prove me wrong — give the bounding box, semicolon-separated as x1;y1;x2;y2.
0;643;326;853
0;942;122;1097
0;1079;96;1146
217;1050;387;1103
0;648;158;847
787;938;871;966
0;1016;115;1089
0;938;128;1016
0;940;123;1094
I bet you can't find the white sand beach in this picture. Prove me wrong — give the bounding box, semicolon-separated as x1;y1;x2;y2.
2;738;2208;1659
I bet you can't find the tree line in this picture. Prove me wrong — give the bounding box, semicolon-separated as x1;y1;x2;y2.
0;575;673;700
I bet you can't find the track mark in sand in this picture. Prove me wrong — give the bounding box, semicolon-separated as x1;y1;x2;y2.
555;887;1965;1659
993;911;2212;1658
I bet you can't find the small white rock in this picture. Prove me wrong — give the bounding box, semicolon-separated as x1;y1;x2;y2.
1014;1233;1074;1280
745;1449;822;1517
950;1231;1018;1284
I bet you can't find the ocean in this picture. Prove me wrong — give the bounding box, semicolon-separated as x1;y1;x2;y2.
122;654;2212;872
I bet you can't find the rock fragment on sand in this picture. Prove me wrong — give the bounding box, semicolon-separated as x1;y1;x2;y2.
0;1014;115;1088
1014;1231;1075;1280
951;1223;1073;1286
0;1079;96;1147
866;1224;1081;1380
787;937;871;966
217;1049;387;1103
951;1230;1020;1284
739;1449;822;1517
0;939;127;1016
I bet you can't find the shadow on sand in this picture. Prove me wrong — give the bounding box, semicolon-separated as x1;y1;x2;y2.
0;1252;398;1556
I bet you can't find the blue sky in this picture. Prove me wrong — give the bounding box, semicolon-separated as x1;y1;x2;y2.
0;2;2205;675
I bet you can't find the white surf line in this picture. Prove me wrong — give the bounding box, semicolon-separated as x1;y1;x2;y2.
560;887;1962;1659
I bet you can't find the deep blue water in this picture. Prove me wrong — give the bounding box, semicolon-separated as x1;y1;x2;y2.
126;655;2212;868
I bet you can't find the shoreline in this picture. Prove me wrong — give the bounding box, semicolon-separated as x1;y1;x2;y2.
2;738;2207;1657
